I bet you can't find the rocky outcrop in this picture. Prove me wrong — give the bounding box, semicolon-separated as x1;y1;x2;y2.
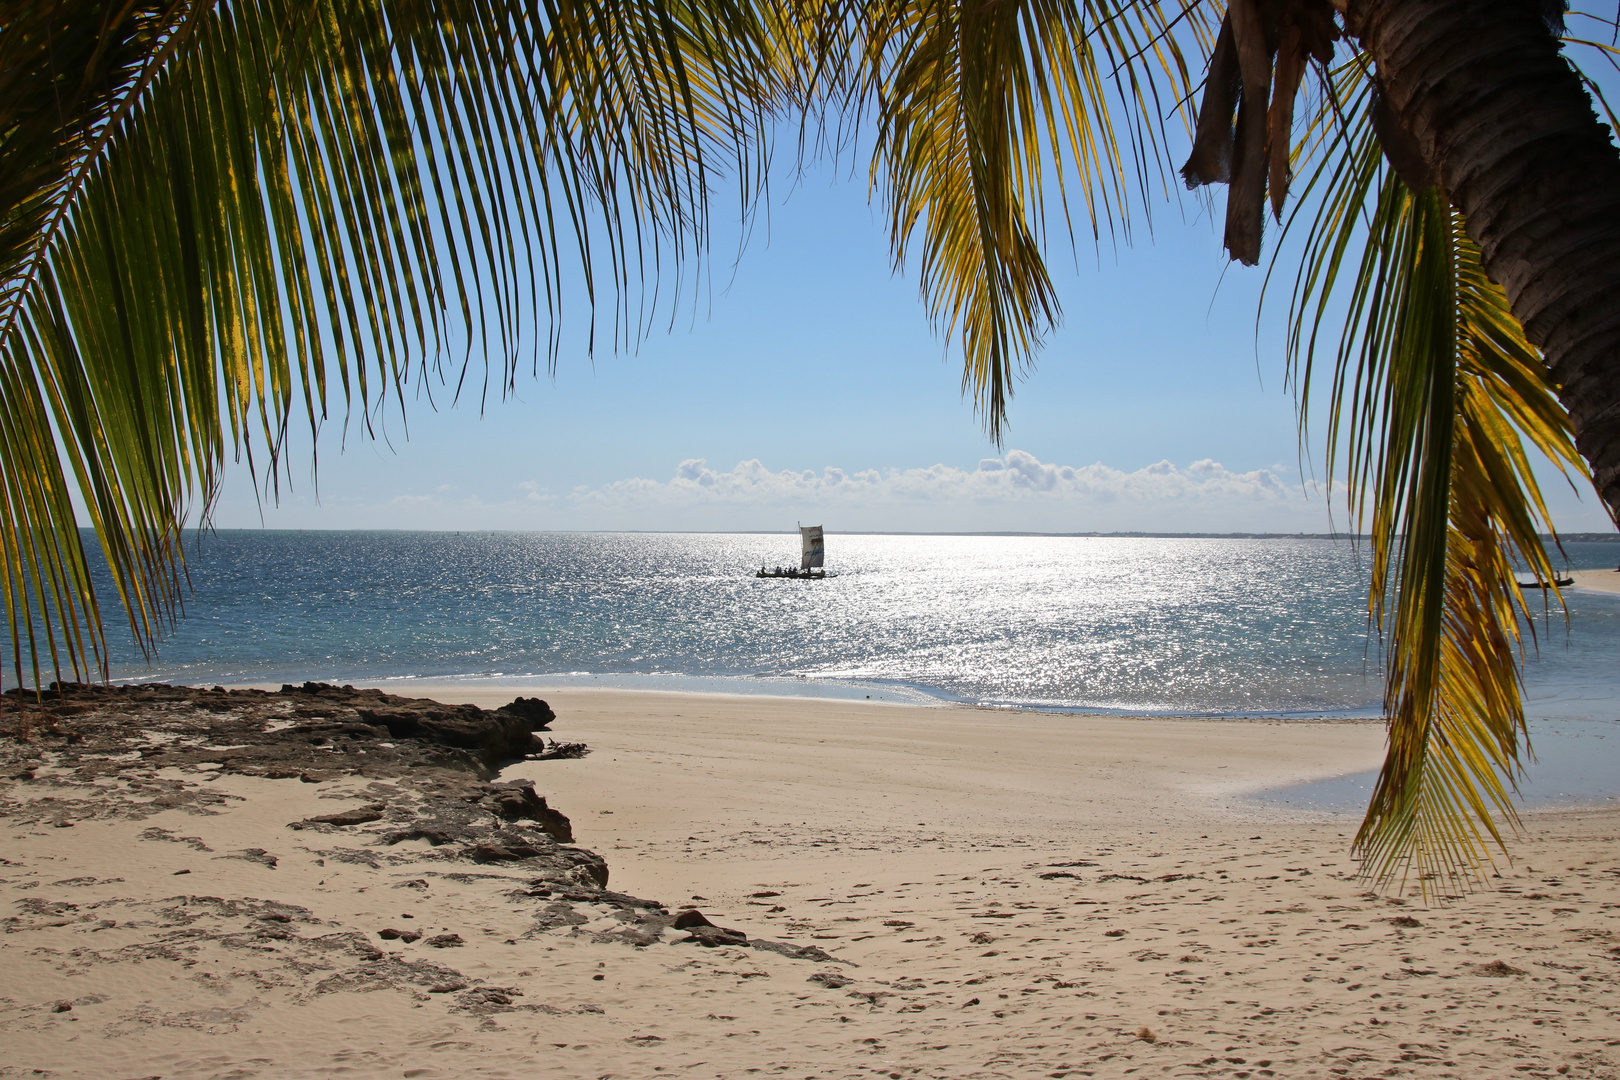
0;680;852;971
495;696;555;730
291;773;601;887
1;681;561;780
352;700;547;769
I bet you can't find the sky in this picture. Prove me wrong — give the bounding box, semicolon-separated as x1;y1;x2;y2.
203;106;1618;536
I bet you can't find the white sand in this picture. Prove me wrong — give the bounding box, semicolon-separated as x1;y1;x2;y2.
4;689;1618;1079
1569;569;1620;595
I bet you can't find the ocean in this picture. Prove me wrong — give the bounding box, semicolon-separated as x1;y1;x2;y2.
84;531;1620;806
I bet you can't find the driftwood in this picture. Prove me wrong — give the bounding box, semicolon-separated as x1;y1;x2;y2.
528;738;590;761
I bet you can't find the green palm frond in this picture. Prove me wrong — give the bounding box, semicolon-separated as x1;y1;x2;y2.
4;0;1605;907
1278;73;1589;892
823;0;1211;439
0;0;777;694
0;0;210;694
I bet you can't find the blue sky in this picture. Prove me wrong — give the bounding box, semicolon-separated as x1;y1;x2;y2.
206;121;1616;535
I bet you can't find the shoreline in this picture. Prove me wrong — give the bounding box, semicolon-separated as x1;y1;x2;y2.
188;673;1391;723
4;684;1618;1079
233;682;1620;813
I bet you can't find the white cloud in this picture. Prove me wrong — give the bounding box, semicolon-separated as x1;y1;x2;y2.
209;451;1341;533
562;451;1326;532
516;480;552;504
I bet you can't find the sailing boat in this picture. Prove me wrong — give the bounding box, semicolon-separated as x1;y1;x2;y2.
756;524;827;579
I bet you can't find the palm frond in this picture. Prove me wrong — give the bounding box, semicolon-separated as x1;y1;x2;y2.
812;0;1212;440
1277;73;1589;892
0;0;777;691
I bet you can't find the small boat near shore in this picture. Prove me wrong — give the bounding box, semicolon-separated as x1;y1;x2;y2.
1516;576;1574;589
758;524;827;579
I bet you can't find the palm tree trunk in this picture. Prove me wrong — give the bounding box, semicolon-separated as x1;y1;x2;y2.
1354;0;1620;522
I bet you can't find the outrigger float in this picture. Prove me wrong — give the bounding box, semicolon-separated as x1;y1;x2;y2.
758;524;827;579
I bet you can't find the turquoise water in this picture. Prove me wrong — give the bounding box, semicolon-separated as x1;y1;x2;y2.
1255;717;1620;812
90;532;1620;726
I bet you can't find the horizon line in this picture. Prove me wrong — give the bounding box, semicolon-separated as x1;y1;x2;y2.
108;527;1620;541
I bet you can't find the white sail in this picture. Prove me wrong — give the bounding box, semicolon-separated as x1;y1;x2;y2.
799;525;825;569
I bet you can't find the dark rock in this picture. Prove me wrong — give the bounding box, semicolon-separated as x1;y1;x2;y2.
382;827;457;847
52;1001;72;1013
328;933;385;962
530;902;591;932
347;778;600;887
672;908;715;929
308;947;469;995
356;701;544;770
377;928;421;943
681;925;748;947
531;885;662;911
142;828;213;852
471;840;570;863
1;682;573;782
457;986;517;1007
425;933;464;948
807;971;853;989
482;782;573;842
554;847;608;888
221;849;278;869
752;939;849;964
496;697;555;731
592;925;666;947
295;806;385;828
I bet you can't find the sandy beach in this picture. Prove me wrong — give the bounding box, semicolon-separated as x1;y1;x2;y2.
1570;569;1620;596
3;685;1618;1079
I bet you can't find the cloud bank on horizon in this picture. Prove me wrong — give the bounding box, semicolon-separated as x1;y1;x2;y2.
240;450;1347;532
564;451;1324;532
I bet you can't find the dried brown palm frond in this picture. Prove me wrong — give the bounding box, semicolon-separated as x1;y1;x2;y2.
1181;0;1338;264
